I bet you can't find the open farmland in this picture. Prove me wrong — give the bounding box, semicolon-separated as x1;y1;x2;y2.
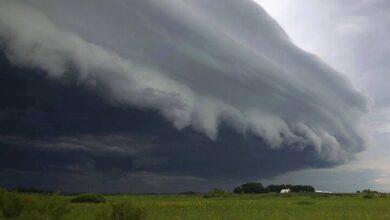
2;190;390;220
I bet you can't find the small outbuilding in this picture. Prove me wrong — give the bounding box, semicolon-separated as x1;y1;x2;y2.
315;190;332;194
280;188;291;193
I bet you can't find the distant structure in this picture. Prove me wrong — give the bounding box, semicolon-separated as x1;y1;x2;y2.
280;188;291;193
315;190;332;194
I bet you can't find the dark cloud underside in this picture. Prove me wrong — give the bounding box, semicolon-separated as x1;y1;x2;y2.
0;0;369;192
0;54;334;191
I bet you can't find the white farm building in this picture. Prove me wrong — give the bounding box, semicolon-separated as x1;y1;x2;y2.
280;188;291;193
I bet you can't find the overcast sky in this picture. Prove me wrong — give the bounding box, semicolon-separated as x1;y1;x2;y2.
0;0;388;192
259;0;390;192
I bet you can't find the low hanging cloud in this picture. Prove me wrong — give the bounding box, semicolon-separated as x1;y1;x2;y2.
0;0;369;177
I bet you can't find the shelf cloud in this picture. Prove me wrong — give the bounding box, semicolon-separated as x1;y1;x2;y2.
0;0;370;191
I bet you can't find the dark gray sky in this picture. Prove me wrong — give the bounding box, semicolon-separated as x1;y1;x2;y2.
0;0;384;192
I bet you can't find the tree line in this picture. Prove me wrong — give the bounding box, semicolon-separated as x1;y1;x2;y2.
233;182;315;194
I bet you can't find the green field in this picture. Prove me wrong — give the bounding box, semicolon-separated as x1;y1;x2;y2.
2;190;390;220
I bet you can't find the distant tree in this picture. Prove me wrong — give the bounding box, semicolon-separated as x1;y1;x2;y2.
233;186;243;194
291;185;315;193
12;187;53;194
266;184;314;193
233;183;315;194
204;188;229;198
179;191;199;195
362;189;378;194
266;184;284;193
233;182;266;194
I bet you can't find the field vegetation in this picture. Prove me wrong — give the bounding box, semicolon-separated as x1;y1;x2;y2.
1;187;390;220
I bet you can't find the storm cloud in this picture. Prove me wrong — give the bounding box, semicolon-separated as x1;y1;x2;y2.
0;0;369;192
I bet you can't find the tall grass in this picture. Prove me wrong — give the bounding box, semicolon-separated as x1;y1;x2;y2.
71;194;106;203
94;202;146;220
203;188;230;198
0;188;23;218
0;189;70;220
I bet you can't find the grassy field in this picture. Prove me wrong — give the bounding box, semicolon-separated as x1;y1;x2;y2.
2;190;390;220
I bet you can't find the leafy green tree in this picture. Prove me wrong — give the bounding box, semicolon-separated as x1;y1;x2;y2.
233;182;266;194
